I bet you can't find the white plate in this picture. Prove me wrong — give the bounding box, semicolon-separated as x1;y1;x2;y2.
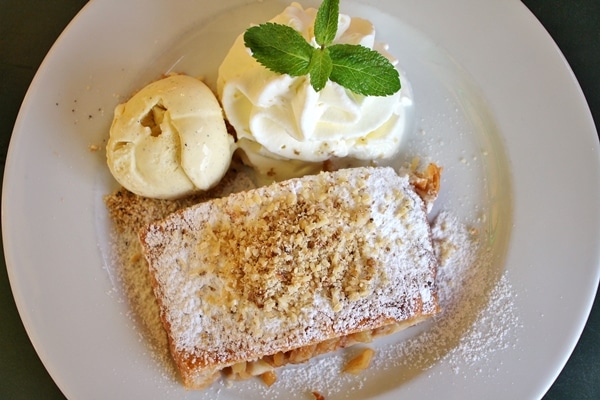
3;0;599;399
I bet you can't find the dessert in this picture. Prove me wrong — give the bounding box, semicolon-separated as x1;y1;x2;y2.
106;74;235;199
139;166;439;389
217;2;413;181
103;0;445;391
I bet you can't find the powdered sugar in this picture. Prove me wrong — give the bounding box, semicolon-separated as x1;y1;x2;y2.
103;165;258;384
104;171;520;398
364;210;521;389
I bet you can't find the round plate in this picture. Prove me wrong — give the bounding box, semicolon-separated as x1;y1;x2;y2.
3;0;599;399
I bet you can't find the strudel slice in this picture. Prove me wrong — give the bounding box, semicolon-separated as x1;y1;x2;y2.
139;166;440;389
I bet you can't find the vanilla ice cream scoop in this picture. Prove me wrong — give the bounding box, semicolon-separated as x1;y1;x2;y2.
217;2;414;180
106;75;234;199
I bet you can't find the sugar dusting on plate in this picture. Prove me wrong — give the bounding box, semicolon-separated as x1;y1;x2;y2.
103;167;520;399
372;211;521;379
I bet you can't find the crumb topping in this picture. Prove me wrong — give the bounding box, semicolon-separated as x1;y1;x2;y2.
197;172;388;319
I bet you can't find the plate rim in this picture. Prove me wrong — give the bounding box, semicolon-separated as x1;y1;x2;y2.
3;0;599;399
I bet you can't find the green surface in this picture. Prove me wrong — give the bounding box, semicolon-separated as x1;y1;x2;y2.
0;0;598;399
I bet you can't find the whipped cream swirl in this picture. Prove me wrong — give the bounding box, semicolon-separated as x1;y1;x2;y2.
217;2;413;180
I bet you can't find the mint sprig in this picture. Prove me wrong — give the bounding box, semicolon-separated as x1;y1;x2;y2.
243;0;400;96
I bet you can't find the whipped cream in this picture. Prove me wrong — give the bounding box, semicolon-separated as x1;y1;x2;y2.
106;75;234;199
217;2;413;180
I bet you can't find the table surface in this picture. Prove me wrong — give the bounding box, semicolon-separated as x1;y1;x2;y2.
1;1;598;399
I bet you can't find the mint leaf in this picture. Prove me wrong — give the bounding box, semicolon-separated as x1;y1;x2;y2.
308;48;333;92
244;23;314;76
314;0;339;47
243;1;401;97
329;44;400;96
